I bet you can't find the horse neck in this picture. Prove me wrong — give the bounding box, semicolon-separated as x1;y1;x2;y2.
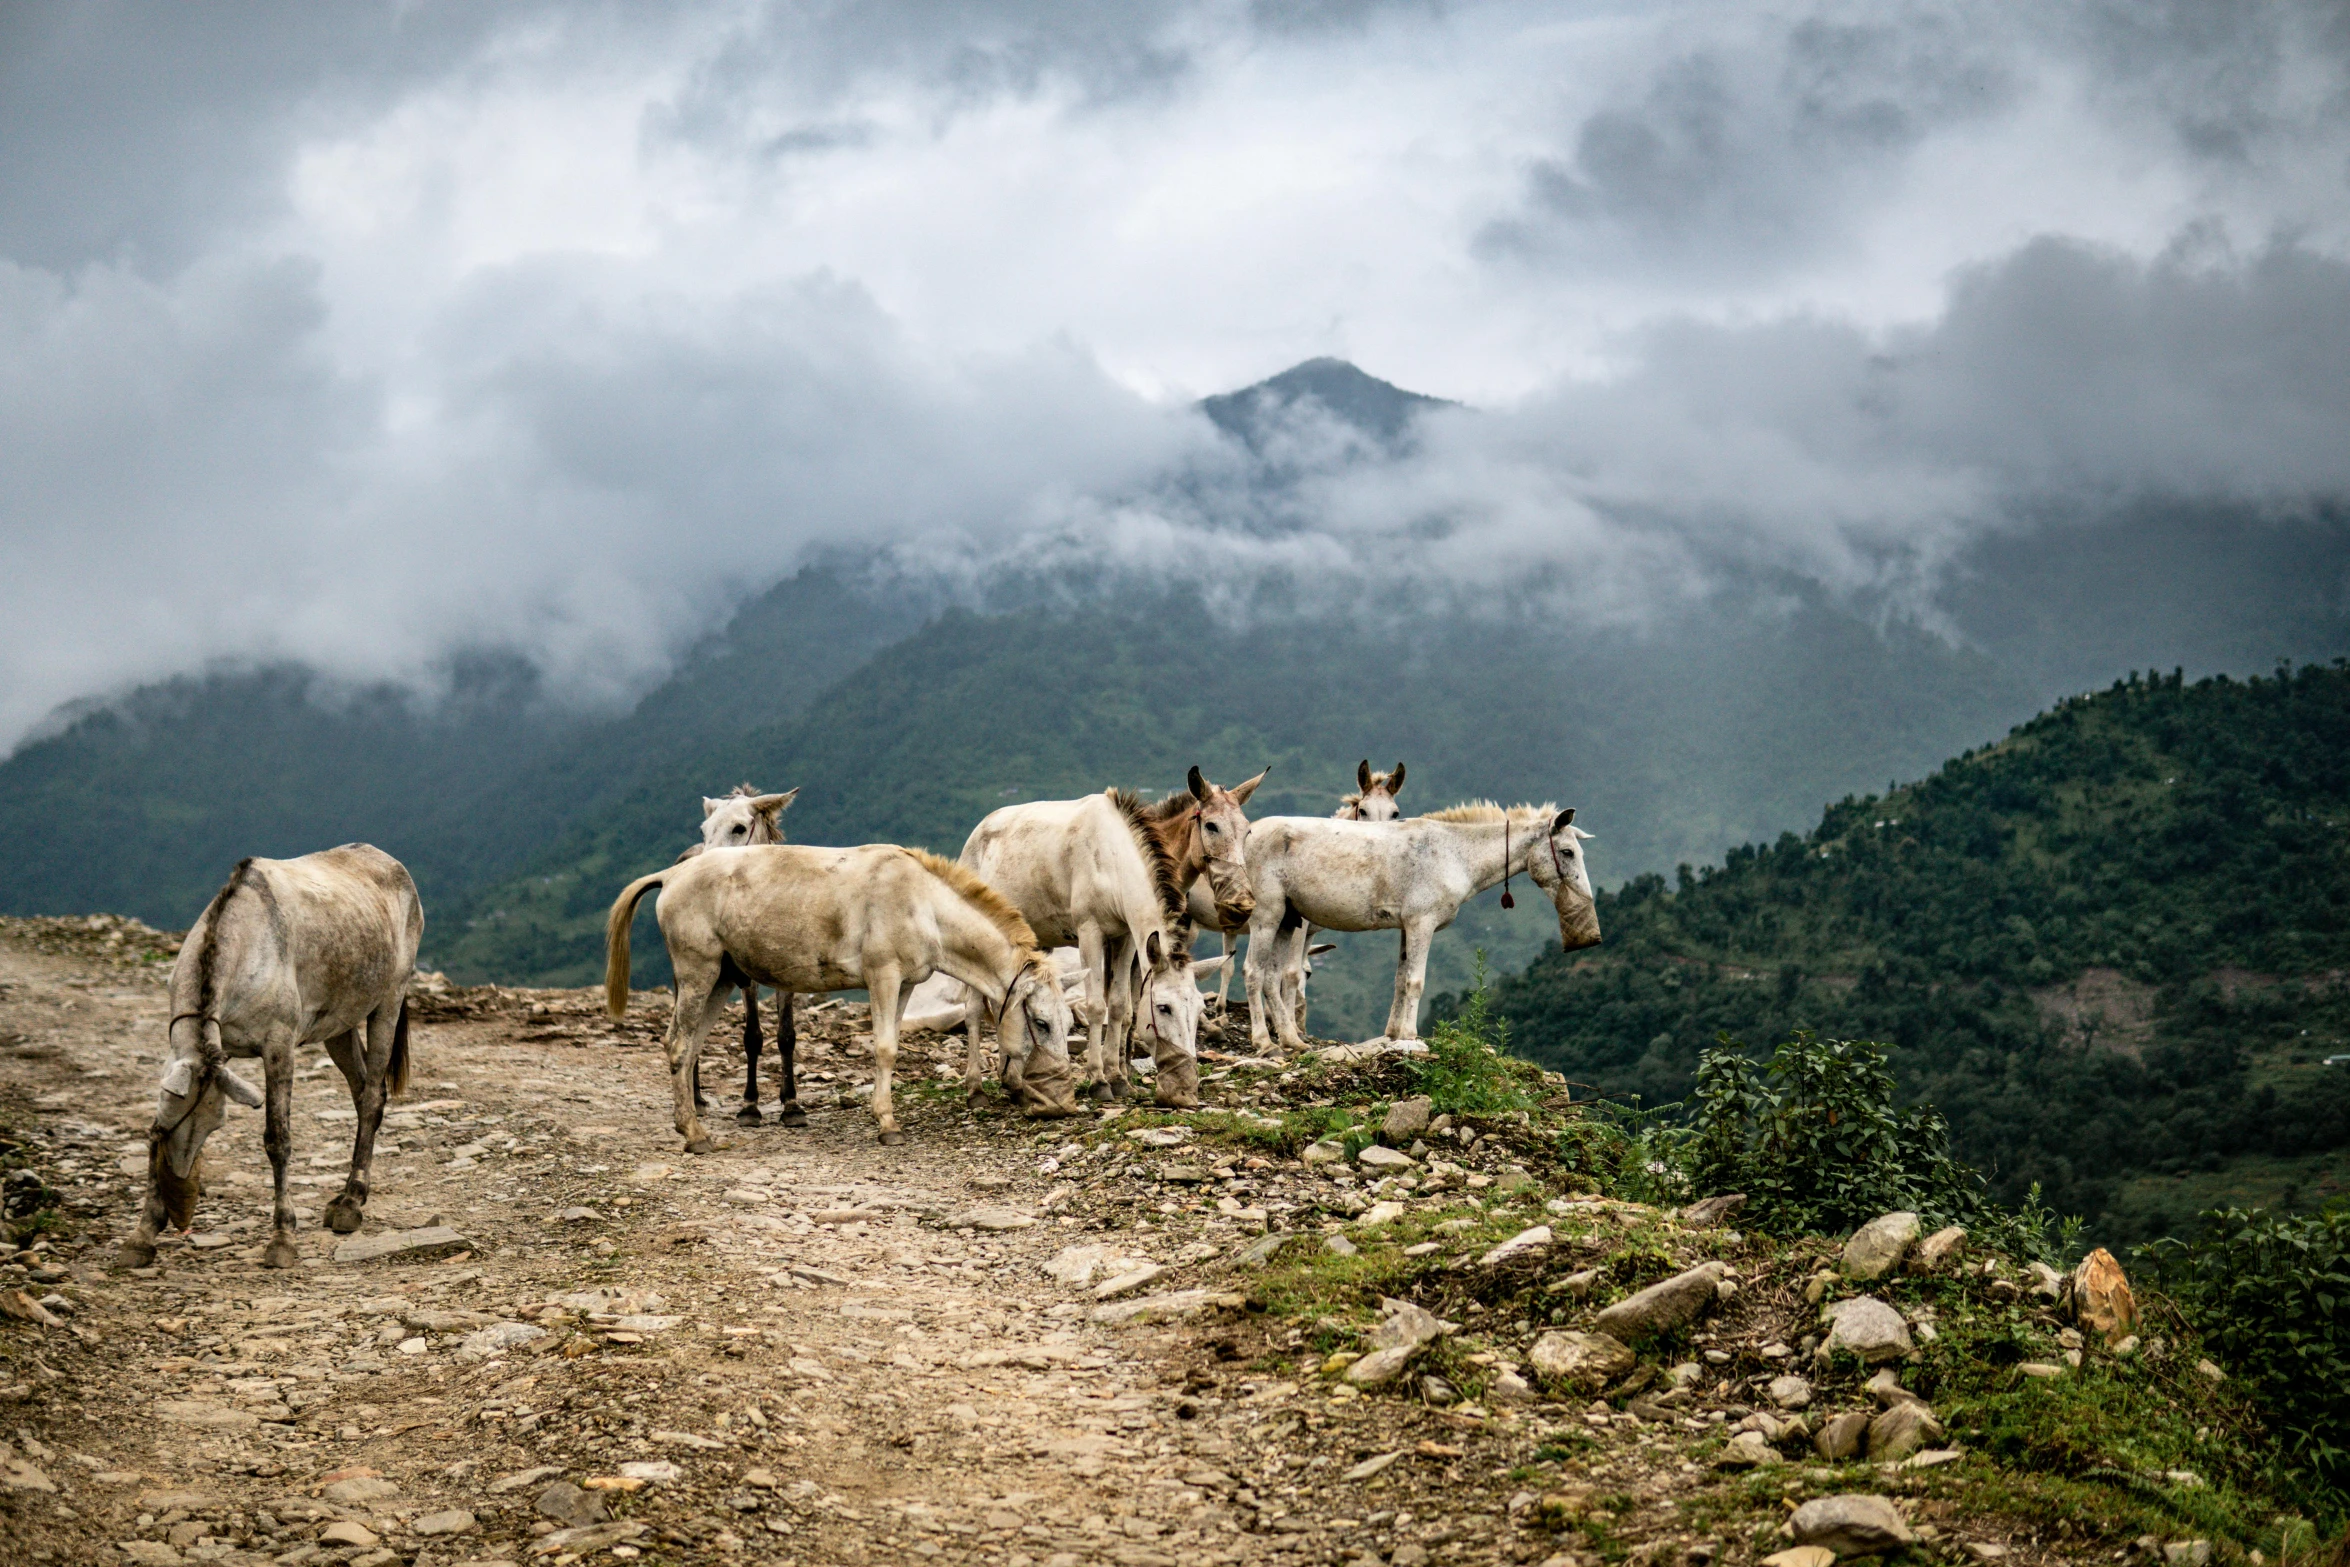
1159;812;1206;889
1447;816;1536;895
928;890;1027;998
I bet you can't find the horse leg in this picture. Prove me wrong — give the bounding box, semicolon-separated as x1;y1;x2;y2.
1077;925;1110;1100
322;1020;384;1235
868;964;908;1146
1243;905;1282;1055
665;959;729;1154
962;980;991;1107
1386;919;1437;1042
774;993;806;1127
1273;919;1312;1053
1217;931;1237;1008
260;1032;300;1268
737;984;764;1126
1103;936;1137;1101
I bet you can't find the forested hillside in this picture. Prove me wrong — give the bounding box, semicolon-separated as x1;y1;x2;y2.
432;588;2030;1032
1489;663;2350;1243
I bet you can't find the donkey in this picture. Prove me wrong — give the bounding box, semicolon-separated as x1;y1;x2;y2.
1239;802;1599;1053
1195;760;1404;1012
957;786;1210;1107
119;844;422;1269
678;785;802;1126
606;844;1079;1149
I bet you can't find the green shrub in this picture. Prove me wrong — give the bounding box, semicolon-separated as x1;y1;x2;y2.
1687;1030;2003;1238
1412;958;1538;1117
2139;1202;2350;1498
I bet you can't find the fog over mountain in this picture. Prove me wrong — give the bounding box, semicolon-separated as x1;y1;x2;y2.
3;0;2347;760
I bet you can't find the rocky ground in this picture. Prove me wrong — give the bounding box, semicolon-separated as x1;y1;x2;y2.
0;915;2311;1567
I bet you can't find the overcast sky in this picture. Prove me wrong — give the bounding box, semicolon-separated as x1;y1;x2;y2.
3;0;2347;750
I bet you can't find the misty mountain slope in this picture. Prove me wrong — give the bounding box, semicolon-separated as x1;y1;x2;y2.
1200;356;1455;451
433;588;2038;1035
1489;662;2350;1243
0;564;926;930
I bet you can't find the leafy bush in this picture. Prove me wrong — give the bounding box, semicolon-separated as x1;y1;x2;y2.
1412;959;1537;1117
1687;1030;2003;1238
2140;1202;2350;1496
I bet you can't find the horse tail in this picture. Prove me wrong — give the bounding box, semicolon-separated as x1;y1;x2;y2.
388;998;412;1097
189;857;258;1068
605;870;666;1020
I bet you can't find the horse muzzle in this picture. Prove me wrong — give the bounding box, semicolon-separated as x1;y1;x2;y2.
1556;898;1602;953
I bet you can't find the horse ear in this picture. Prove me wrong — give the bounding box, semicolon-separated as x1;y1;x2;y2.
1358;759;1373;793
1231;765;1269;805
752;789;798;814
1388;763;1405;794
1306;942;1337;958
1572;827;1595;841
1145;930;1164;968
217;1066;263;1109
702;797;723;818
1552;807;1577;833
1187;766;1210;802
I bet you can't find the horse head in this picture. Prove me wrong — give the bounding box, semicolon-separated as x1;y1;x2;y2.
1004;950;1082;1117
1339;760;1406;821
1182;764;1265;926
700;786;799;850
1525;806;1601;952
149;1018;263;1231
1138;927;1207;1108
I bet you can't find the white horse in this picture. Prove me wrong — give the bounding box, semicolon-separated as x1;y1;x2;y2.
957;787;1206;1106
120;844;422;1269
679;785;801;1125
1239;803;1599;1053
605;844;1079;1149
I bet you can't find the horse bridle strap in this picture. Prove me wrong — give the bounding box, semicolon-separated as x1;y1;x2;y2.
1500;816;1571;911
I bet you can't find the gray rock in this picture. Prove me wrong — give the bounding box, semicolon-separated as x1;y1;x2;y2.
2026;1260;2066;1303
1790;1494;1915;1555
1864;1368;1923;1407
1527;1329;1634;1389
322;1477;400;1507
1840;1212;1921;1281
1767;1375;1814;1410
1382;1097;1433;1139
1324;1233;1359;1258
459;1321;546;1358
1344;1343;1423;1386
116;1544;182;1567
1822;1295;1913;1364
1593;1261;1730;1343
489;1466;567;1495
1914;1225;1967;1273
1368;1300;1448;1352
944;1206;1035;1231
2162;1544;2212;1567
1489;1370;1535;1402
1477;1226;1551;1267
1715;1430;1782;1468
1230;1233;1291;1269
1867;1401;1945;1462
1356;1145;1414;1172
1813;1412;1871;1462
1093;1264;1167;1301
1301;1140;1345;1165
1679;1193;1748;1228
1418;1374;1458;1405
1089;1289;1237;1326
331;1225;469;1264
411;1509;476;1537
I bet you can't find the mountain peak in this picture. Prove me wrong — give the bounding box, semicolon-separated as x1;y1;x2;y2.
1200;357;1454;450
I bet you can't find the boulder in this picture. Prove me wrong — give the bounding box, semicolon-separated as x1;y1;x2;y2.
1477;1226;1552;1267
1840;1212;1921;1280
1914;1225;1967;1273
1822;1296;1913;1364
2070;1248;2138;1345
1813;1412;1870;1462
1866;1401;1945;1462
1715;1431;1781;1468
1767;1375;1814;1410
1368;1300;1449;1352
1357;1145;1415;1172
1593;1262;1730;1342
1489;1370;1536;1403
1790;1495;1915;1556
1527;1330;1635;1389
1344;1344;1423;1386
2025;1261;2066;1303
537;1482;607;1528
323;1477;400;1507
1382;1097;1433;1139
412;1510;477;1537
1679;1193;1748;1228
1301;1140;1345;1165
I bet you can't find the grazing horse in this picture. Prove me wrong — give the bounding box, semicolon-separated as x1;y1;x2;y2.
1239;802;1599;1053
1195;760;1405;1012
605;844;1079;1149
957;786;1210;1106
120;844;422;1269
678;785;803;1126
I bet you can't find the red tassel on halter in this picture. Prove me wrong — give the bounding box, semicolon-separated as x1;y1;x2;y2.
1501;815;1516;908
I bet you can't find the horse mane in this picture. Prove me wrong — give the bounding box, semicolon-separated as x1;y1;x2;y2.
905;849;1040;953
1143;789;1195;823
1107;788;1189;930
1417;800;1559;824
726;781;760;798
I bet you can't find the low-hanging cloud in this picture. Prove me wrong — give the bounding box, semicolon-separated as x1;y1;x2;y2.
2;0;2347;756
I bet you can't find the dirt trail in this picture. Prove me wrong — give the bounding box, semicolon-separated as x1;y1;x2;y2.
0;923;1551;1567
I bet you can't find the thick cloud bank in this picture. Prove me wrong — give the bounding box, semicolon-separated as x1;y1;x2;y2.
2;1;2346;751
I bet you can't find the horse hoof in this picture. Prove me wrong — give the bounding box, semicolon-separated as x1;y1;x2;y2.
1087;1082;1115;1103
736;1105;764;1127
877;1129;906;1147
684;1136;718;1155
116;1241;156;1270
1106;1079;1131;1101
261;1237;301;1270
778;1107;808;1128
325;1202;364;1235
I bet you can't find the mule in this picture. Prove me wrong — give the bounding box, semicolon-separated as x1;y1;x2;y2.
605;844;1079;1149
957;785;1209;1107
119;844;422;1269
1239;803;1599;1053
678;785;802;1126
